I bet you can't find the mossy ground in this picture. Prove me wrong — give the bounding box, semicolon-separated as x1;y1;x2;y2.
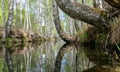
78;26;107;48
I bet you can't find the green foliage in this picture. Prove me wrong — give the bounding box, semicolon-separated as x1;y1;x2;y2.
21;37;26;46
5;37;13;49
5;37;12;43
100;10;108;18
0;58;4;72
83;32;90;38
0;8;2;16
5;37;26;49
78;31;90;42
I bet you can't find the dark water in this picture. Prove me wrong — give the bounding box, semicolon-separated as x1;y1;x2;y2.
0;41;120;72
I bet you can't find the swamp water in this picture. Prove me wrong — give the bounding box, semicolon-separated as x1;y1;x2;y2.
0;41;120;72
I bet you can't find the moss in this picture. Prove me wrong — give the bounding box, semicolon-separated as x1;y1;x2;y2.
92;8;107;18
78;26;108;47
21;37;26;46
100;10;108;18
22;37;26;42
5;43;13;49
83;32;90;38
4;37;27;49
95;33;107;44
92;8;102;13
5;37;12;43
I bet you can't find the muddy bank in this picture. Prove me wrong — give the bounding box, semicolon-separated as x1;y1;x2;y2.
0;28;47;42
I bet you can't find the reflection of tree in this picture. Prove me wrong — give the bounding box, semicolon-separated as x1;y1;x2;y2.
2;45;14;72
0;42;48;72
1;42;61;72
54;43;120;72
1;42;119;72
82;45;120;66
54;43;78;72
81;45;119;72
54;43;96;72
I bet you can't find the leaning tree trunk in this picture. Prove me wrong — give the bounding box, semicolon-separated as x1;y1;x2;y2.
54;0;120;48
54;0;120;29
52;0;78;43
54;0;110;32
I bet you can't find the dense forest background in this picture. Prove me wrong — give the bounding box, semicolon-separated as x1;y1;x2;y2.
0;0;91;38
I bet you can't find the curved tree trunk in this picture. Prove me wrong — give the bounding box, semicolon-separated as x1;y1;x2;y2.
54;43;77;72
54;0;120;48
55;0;110;32
52;0;77;43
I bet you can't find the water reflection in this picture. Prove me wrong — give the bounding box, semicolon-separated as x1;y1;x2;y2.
54;43;120;72
54;43;78;72
0;41;64;72
2;45;14;72
0;41;120;72
54;43;94;72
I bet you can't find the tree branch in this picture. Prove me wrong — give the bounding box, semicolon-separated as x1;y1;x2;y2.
55;0;109;32
52;0;77;43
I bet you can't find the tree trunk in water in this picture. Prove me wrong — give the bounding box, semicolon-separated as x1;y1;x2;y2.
52;0;77;43
54;0;120;51
4;0;14;72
